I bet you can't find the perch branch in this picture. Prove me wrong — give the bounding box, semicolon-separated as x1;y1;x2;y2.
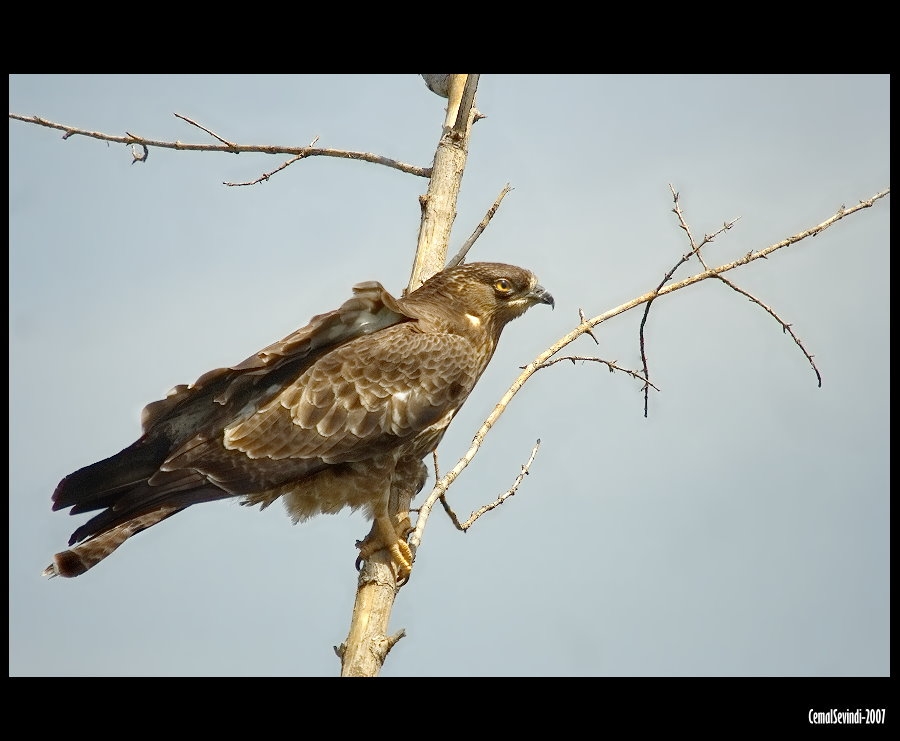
342;76;480;676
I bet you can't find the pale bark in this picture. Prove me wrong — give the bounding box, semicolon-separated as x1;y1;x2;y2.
339;75;480;677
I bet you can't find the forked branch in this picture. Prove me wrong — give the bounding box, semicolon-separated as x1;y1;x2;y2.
436;440;542;532
638;185;824;417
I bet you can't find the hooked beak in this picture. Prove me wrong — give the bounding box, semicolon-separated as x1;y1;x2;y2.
529;284;555;310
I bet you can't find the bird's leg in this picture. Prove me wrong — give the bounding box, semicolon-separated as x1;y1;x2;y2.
355;458;427;583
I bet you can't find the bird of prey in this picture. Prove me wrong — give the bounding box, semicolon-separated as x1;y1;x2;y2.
44;262;554;581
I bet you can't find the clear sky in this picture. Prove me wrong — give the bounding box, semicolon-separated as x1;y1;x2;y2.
9;74;890;677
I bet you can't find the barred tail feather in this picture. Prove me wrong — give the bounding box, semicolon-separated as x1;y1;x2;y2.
43;506;182;578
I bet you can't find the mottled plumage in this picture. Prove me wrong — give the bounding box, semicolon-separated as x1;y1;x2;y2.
45;262;553;580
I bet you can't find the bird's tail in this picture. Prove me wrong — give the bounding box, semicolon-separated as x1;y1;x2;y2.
43;506;182;578
46;438;232;577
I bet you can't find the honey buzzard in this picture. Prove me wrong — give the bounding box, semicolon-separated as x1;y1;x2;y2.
44;262;554;581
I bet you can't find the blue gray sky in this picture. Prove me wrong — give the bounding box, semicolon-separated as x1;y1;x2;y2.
9;74;889;677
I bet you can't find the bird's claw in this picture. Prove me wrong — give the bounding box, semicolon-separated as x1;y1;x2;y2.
355;514;414;584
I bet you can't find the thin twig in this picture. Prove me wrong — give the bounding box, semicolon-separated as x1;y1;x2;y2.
530;356;660;391
225;136;322;186
447;184;512;267
713;274;822;386
225;155;305;186
433;451;457;522
173;112;236;147
440;440;541;532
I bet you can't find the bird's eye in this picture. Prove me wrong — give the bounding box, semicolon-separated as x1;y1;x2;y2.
494;278;513;294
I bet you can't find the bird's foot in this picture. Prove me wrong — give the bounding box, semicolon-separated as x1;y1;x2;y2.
355;512;414;584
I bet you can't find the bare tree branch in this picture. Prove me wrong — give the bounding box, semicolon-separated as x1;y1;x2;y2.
663;184;821;390
8;113;431;178
409;188;890;552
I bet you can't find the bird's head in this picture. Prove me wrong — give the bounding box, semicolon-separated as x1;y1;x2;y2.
406;262;554;337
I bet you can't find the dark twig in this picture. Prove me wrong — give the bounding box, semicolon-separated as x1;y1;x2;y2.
530;356;660;392
433;451;457;523
639;185;739;417
714;275;822;386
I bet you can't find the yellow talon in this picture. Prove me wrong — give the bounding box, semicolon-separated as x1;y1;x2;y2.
356;513;414;583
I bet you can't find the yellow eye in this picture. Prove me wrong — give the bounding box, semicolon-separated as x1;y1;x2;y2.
494;278;513;294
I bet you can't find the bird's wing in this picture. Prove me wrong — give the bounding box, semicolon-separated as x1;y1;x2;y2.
162;325;481;490
138;280;412;439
